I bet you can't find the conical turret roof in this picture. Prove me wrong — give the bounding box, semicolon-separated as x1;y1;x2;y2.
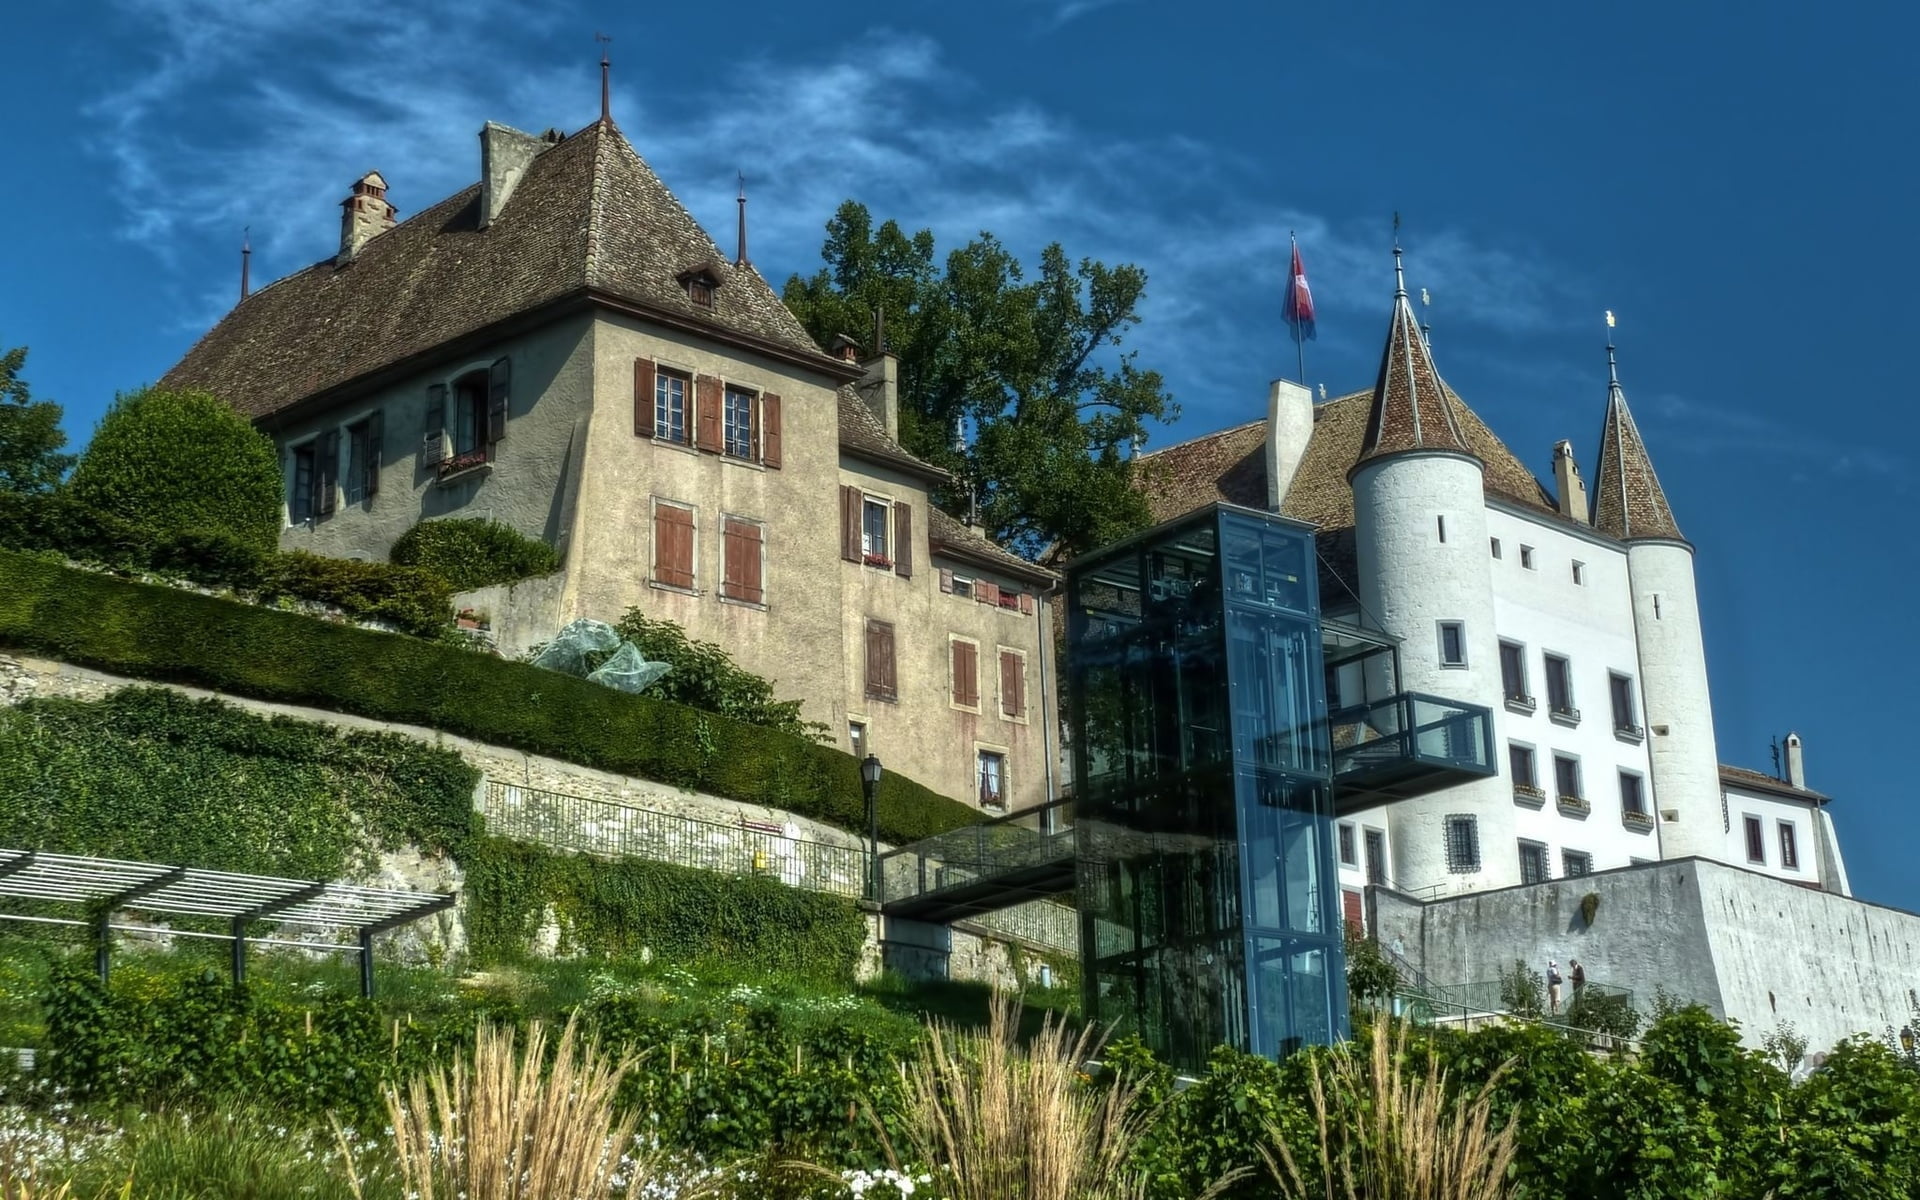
1591;342;1683;541
1354;249;1477;469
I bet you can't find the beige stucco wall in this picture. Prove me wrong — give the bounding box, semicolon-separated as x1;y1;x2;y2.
270;314;595;561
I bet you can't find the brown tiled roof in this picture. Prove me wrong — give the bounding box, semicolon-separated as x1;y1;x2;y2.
1134;388;1555;609
1720;764;1830;803
1592;376;1683;541
1355;279;1474;467
928;506;1057;586
836;384;949;484
162;121;845;422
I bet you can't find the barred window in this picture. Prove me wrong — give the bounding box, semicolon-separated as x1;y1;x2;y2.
1444;815;1480;873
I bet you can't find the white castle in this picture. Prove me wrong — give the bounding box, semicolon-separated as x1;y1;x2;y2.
1136;249;1888;1054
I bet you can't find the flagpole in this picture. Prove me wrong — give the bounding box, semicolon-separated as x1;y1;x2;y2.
1290;233;1307;385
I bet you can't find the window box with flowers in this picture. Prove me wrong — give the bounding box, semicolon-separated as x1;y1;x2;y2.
1622;809;1655;831
1513;782;1546;808
1556;795;1590;818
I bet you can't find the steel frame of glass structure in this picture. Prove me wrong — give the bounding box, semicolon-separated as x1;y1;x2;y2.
1066;504;1348;1070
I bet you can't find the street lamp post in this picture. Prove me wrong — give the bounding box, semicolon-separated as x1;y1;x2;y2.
861;755;883;902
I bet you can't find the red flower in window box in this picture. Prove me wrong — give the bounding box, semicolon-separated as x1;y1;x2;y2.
438;448;489;478
863;553;893;569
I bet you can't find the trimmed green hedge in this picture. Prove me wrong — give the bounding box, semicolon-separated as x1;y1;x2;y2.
0;547;976;845
464;837;869;980
0;492;452;637
390;517;562;593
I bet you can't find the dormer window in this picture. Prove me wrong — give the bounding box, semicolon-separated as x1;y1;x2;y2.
676;265;721;308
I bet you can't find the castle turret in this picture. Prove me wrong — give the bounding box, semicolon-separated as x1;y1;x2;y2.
1349;248;1515;892
1592;331;1721;860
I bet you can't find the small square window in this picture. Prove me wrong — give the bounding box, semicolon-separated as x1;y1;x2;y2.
1490;537;1503;559
1571;560;1586;586
952;576;975;599
1338;822;1357;866
1438;621;1467;668
1520;545;1536;570
688;278;714;307
1518;840;1549;884
1563;850;1592;877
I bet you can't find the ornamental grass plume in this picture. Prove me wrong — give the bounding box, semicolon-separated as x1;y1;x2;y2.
344;1015;697;1200
1262;1019;1517;1200
889;993;1157;1200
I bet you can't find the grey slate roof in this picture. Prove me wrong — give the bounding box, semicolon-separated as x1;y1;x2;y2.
836;385;949;484
928;506;1057;586
162;120;844;421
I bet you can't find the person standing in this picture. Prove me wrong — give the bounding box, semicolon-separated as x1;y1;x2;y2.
1570;958;1587;999
1546;959;1564;1016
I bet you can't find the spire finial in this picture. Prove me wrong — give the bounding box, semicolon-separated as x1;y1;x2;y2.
240;226;251;302
1605;309;1620;388
595;33;613;125
735;172;748;267
1419;286;1432;349
1391;211;1407;298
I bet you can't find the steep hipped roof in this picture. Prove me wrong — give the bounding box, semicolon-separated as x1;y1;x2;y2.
1354;251;1475;469
1591;344;1683;541
163;121;846;422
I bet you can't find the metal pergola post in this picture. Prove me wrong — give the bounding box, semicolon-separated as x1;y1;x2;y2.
230;880;328;986
356;894;456;1000
94;866;186;983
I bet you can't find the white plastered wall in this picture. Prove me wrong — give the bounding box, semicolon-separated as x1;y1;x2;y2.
1625;540;1724;859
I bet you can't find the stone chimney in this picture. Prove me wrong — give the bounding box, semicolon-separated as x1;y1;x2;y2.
858;349;900;442
1266;379;1314;511
479;123;543;229
1784;731;1806;789
1552;439;1590;523
337;171;396;265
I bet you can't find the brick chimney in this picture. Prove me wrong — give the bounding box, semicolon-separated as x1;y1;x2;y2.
1784;731;1806;789
1552;439;1590;523
338;171;396;265
479;123;543;229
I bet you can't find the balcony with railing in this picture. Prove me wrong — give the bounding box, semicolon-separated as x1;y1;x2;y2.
1329;692;1497;813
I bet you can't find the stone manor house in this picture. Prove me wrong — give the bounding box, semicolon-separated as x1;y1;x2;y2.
160;113;1057;815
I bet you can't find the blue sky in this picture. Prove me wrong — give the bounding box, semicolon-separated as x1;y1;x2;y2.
3;2;1914;904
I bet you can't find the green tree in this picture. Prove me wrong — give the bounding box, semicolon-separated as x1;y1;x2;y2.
783;201;1177;562
68;386;283;551
0;343;75;492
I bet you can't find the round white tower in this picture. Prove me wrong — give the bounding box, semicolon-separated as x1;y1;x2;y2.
1348;248;1516;895
1592;338;1722;860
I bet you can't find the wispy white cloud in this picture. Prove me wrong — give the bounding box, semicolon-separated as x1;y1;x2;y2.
1028;0;1134;32
90;1;1580;433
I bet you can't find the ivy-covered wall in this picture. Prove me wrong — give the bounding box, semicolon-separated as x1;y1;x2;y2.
0;547;977;845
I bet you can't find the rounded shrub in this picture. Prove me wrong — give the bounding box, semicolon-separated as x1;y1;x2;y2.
68;387;283;552
390;517;562;592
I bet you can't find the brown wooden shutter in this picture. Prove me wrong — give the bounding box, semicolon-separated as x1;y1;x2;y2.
1019;593;1034;615
866;620;897;700
1342;889;1364;934
634;359;656;438
840;486;863;562
723;518;764;604
952;641;978;707
1001;651;1025;717
761;393;782;468
654;504;695;589
979;581;1000;606
364;410;383;497
893;501;913;577
422;384;447;466
486;357;511;446
939;569;954;593
695;375;723;452
316;430;340;516
742;521;763;603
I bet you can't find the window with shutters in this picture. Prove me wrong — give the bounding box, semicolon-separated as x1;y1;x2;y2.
655;369;689;445
344;413;381;506
998;648;1027;720
865;620;897;702
949;637;980;710
435;358;508;478
723;386;756;459
651;500;697;592
842;487;912;576
452;373;488;457
289;441;318;524
720;515;765;606
952;575;975;599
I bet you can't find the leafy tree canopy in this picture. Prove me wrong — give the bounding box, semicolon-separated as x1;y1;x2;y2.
0;343;75;493
68;386;283;552
783;201;1177;562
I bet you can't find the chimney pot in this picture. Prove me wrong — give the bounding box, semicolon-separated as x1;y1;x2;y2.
337;171;396;265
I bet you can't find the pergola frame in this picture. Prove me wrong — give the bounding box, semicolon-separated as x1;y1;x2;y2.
0;848;455;998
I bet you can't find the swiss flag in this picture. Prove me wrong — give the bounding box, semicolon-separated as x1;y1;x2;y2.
1282;240;1316;341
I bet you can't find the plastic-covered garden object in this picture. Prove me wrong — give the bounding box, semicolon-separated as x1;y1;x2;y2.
527;618;623;678
587;641;673;694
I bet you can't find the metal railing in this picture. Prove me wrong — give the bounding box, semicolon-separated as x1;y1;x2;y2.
480;781;870;899
877;795;1076;911
1330;691;1496;780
